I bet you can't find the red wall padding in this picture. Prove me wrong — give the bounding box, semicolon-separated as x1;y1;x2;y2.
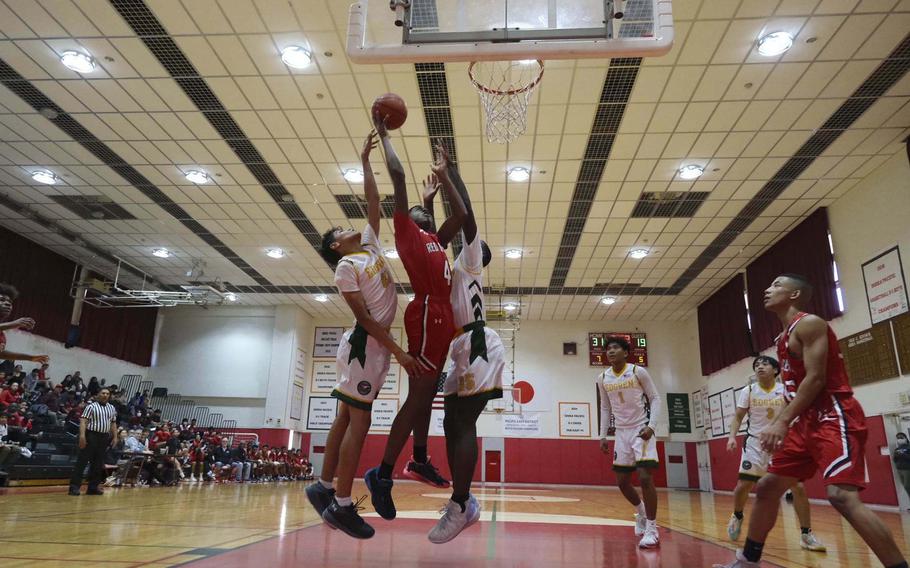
504;438;667;487
707;415;897;506
354;434;481;482
686;442;699;489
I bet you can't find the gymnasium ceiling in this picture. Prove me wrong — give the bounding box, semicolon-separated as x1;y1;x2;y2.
0;0;908;321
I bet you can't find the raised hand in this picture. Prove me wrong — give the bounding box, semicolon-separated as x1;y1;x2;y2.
431;143;451;177
372;109;389;138
361;130;378;162
422;174;440;203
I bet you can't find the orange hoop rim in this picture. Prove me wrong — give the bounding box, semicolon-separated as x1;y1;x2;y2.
468;59;545;96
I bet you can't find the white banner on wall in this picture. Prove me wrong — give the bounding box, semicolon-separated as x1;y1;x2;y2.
862;246;909;324
381;363;401;394
431;409;445;435
314;327;344;358
709;393;724;437
692;389;704;429
721;389;736;433
306;397;338;430
371;398;399;431
503;413;541;437
310;361;336;393
558;402;591;437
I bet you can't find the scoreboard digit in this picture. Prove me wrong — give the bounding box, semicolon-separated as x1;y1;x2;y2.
589;332;648;367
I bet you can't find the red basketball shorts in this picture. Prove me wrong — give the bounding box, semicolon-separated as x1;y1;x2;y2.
768;395;867;488
404;295;455;376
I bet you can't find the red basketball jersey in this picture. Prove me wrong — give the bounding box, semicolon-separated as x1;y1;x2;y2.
776;311;853;415
394;211;452;297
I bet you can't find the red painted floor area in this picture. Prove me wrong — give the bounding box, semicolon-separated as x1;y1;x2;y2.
186;519;773;568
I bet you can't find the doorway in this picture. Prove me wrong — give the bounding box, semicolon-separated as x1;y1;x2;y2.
696;441;712;492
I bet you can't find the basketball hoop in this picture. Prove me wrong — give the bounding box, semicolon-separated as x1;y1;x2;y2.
469;59;544;144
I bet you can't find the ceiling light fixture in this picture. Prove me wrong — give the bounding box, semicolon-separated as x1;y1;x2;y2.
757;31;793;56
281;46;313;69
384;248;399;259
407;294;415;301
629;249;649;259
60;50;96;73
266;248;286;259
505;249;523;259
314;293;329;302
185;170;209;184
343;169;364;183
224;292;238;302
152;248;170;258
30;170;57;185
601;296;617;305
503;302;518;312
677;164;704;180
507;167;530;182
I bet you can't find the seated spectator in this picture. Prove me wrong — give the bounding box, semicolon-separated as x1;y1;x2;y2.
178;418;192;441
189;433;207;482
87;377;100;397
37;363;48;382
149;426;170;452
212;438;233;482
8;365;25;386
0;382;22;410
24;369;39;393
124;429;146;453
231;441;251;483
150;409;162;424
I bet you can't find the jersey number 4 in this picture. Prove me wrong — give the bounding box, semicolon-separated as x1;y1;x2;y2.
444;262;451;285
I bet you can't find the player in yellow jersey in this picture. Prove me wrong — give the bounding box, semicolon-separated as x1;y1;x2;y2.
725;356;826;552
597;336;662;548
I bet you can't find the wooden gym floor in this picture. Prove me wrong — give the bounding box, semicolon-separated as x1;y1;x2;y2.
0;481;907;567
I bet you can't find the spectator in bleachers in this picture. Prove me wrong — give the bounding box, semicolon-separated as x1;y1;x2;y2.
0;382;21;410
24;368;39;392
231;440;251;483
150;408;162;424
212;438;232;481
0;415;24;474
87;377;100;398
178;418;192;440
124;429;145;453
72;376;86;401
189;432;207;482
9;365;25;386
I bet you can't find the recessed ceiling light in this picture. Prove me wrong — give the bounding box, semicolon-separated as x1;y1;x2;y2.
601;296;617;305
678;164;704;180
266;248;286;259
314;293;329;302
629;249;649;260
507;167;530;182
185;170;209;184
503;302;519;312
505;249;523;259
152;248;170;258
757;31;793;56
407;294;415;301
384;248;399;259
30;170;57;185
281;46;312;69
60;50;96;73
343;169;364;183
224;292;238;302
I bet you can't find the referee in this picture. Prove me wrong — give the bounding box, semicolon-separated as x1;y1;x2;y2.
69;387;117;496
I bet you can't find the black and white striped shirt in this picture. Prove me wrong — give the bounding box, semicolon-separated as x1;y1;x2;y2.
81;401;116;433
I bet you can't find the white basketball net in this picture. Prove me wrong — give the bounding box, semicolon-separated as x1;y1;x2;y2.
469;60;544;144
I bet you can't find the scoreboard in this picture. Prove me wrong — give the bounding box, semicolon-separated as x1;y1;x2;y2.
589;332;648;367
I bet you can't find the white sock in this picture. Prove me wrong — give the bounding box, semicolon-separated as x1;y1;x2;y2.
319;478;334;490
636;502;646;516
336;495;353;507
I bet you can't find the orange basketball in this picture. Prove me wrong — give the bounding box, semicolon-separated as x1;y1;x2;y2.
372;93;408;130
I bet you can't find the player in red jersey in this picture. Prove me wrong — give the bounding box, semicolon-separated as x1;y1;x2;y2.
365;111;467;521
716;274;906;568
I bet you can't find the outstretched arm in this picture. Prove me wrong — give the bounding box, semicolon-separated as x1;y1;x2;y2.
0;350;48;363
340;290;422;377
446;163;477;244
361;131;381;234
373;112;409;214
431;145;467;248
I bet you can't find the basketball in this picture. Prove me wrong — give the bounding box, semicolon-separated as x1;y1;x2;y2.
372;93;407;130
